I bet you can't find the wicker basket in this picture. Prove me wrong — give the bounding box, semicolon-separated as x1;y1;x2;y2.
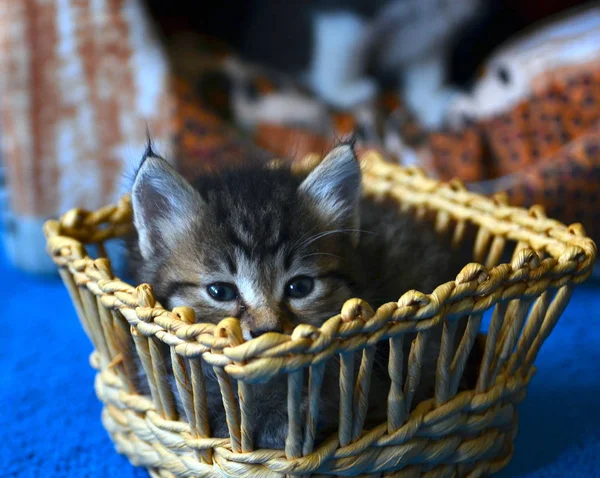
43;152;595;478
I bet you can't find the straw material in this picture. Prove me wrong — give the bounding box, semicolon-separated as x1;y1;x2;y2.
44;152;596;477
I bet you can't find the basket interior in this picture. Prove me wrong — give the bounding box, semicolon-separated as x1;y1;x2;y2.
44;153;596;477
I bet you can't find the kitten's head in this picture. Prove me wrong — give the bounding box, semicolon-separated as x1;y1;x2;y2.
130;144;362;340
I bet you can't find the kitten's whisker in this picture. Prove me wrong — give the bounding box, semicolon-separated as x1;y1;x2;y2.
291;226;320;251
299;228;376;248
298;252;342;261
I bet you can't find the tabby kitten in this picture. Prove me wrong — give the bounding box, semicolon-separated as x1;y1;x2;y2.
127;143;455;448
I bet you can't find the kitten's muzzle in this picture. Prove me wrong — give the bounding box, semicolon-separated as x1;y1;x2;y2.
241;306;291;339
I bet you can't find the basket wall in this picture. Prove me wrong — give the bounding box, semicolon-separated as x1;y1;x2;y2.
44;152;596;478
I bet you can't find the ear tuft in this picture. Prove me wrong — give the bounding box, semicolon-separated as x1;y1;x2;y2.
131;153;203;259
299;144;362;241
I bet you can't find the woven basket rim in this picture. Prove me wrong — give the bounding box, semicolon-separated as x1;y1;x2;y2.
43;151;597;377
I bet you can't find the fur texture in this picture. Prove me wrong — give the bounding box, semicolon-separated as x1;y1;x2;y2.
126;143;464;449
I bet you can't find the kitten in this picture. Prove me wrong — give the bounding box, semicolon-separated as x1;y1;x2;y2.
127;142;459;448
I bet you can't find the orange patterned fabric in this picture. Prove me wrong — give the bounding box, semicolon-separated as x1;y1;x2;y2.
430;68;600;182
428;127;486;182
427;66;600;243
501;123;600;240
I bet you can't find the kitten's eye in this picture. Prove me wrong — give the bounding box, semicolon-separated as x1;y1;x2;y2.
207;282;238;301
285;276;314;299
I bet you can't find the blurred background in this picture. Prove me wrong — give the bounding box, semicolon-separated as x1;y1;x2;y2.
1;0;599;273
1;1;599;478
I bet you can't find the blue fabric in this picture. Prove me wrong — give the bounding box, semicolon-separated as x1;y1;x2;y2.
1;242;599;477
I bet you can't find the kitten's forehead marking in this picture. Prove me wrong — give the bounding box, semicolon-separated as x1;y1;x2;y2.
233;248;291;309
234;250;268;308
227;207;286;256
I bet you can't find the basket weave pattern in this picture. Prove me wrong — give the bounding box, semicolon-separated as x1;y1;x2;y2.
44;153;596;478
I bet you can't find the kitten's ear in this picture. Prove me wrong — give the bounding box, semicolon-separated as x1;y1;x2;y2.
299;144;362;243
131;152;204;259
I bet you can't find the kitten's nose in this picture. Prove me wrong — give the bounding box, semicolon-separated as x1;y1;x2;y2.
249;325;282;339
244;307;283;339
